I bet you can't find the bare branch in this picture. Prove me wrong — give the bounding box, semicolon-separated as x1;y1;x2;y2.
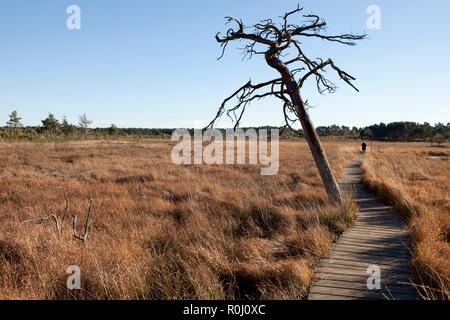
73;199;93;243
205;78;284;129
292;28;366;46
299;58;359;92
215;20;276;46
60;192;69;234
23;214;57;226
282;5;304;28
23;192;70;237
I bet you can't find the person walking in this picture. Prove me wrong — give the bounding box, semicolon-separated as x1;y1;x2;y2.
362;141;367;153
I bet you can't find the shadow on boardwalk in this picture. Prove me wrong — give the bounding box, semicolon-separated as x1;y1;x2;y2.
308;154;419;300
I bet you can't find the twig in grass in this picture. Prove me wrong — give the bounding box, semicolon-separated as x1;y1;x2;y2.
22;192;69;237
72;199;93;243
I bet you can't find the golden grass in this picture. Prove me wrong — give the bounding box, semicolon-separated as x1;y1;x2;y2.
361;142;449;299
0;139;359;299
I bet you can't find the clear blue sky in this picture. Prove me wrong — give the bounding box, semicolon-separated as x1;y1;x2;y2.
1;0;449;128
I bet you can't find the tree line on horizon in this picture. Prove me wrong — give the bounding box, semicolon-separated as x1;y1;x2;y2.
316;122;449;142
1;110;449;143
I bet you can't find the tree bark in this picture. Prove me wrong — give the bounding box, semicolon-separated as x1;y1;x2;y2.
265;48;343;204
292;99;343;204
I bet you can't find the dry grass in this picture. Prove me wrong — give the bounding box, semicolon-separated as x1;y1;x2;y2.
361;142;449;299
0;139;359;299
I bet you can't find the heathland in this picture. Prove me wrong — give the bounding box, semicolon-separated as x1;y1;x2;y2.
0;139;358;299
0;139;448;299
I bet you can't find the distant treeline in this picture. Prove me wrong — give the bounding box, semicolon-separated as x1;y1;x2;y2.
1;110;449;142
317;122;450;142
213;122;450;142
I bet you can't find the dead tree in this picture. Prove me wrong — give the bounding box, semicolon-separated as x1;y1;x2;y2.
207;5;365;204
73;199;93;243
78;113;93;139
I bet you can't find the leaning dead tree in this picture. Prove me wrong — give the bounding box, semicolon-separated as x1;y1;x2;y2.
207;5;365;204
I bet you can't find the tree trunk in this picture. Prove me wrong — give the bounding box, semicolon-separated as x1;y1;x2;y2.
265;49;343;204
291;95;343;204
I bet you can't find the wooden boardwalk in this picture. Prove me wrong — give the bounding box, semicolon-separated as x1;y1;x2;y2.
308;154;419;300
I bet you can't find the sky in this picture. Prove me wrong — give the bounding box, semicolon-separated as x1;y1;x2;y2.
0;0;449;129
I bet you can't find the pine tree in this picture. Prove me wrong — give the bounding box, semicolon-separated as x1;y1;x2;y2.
108;124;119;136
6;110;23;137
41;113;61;137
61;116;76;137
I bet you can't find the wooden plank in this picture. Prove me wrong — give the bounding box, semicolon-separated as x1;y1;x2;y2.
319;258;413;272
358;207;393;212
353;226;406;232
354;219;404;224
349;226;407;234
352;222;405;228
312;279;417;294
332;244;410;258
353;221;405;227
309;286;384;299
355;215;402;219
314;267;413;281
320;258;410;271
326;251;412;268
338;236;409;245
308;293;374;300
353;224;404;229
313;271;414;286
340;238;408;244
330;248;410;260
319;261;412;274
345;228;408;236
309;286;417;300
352;221;405;227
337;240;409;250
355;212;401;217
353;218;404;223
334;243;411;256
338;235;410;246
342;230;407;238
340;232;409;242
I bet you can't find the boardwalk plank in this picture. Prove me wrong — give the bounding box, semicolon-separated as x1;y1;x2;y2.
326;251;412;268
338;235;410;246
314;267;413;281
308;293;374;300
313;272;414;286
313;279;416;294
319;258;412;272
336;241;409;251
309;286;417;300
318;262;412;274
